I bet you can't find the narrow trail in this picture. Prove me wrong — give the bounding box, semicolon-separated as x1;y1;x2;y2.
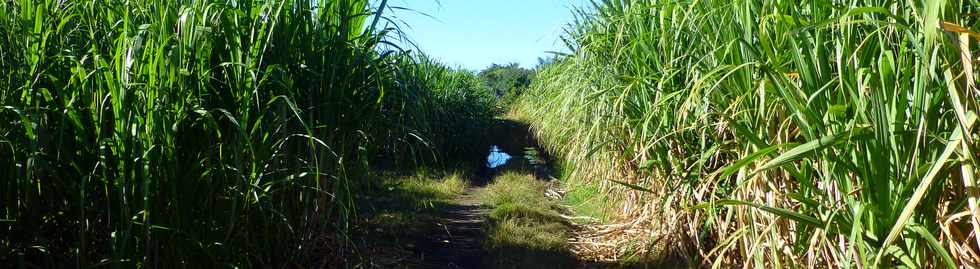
416;187;489;269
411;118;548;268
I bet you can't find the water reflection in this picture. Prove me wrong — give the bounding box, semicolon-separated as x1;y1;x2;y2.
487;145;512;168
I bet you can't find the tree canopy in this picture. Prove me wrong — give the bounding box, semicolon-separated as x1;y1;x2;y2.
478;63;535;98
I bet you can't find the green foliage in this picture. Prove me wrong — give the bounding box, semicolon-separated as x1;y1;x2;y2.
478;63;535;106
0;0;495;266
517;0;980;267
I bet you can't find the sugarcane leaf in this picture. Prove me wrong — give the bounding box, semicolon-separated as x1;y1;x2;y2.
694;199;823;227
609;179;654;193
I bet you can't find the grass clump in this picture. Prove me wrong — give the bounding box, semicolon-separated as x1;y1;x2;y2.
480;172;575;269
395;171;471;208
484;218;572;269
414;173;468;197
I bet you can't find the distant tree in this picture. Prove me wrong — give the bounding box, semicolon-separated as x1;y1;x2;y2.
535;56;557;70
477;63;535;98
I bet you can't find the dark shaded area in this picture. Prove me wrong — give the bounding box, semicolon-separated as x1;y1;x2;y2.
324;174;458;268
341;173;491;269
476;119;557;184
415;194;488;269
483;244;577;269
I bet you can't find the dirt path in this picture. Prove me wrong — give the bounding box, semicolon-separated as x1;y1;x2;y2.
416;187;489;269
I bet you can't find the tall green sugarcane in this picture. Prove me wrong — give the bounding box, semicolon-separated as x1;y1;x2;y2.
519;0;980;267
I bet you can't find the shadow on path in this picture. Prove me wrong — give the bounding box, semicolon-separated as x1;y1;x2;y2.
415;189;488;269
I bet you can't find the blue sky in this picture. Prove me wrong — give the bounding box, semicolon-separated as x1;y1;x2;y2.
387;0;588;71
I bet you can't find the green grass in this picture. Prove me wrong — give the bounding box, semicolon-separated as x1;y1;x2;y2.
516;0;980;267
561;181;613;223
480;172;576;269
371;170;470;210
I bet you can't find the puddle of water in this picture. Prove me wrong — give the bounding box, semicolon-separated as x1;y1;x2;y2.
486;145;512;168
